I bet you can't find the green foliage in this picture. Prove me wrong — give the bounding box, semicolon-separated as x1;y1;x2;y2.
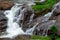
56;38;60;40
32;0;57;10
49;34;58;39
30;35;51;40
50;25;57;33
48;25;58;39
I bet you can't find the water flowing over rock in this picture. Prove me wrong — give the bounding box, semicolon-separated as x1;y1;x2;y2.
36;20;56;36
0;3;37;38
53;2;60;16
0;1;60;39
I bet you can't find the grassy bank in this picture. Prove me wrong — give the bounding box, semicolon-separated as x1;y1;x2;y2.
29;35;60;40
29;35;51;40
32;0;57;11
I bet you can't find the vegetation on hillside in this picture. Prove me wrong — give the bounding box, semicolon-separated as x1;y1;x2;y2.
32;0;57;10
30;35;51;40
29;25;60;40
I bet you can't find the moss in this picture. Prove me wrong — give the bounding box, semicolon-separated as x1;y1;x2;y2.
32;0;57;11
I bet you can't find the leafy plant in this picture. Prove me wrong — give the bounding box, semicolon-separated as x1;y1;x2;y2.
50;25;57;33
48;25;58;40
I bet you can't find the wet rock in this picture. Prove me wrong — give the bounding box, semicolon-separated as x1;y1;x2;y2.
0;35;30;40
50;16;57;20
37;20;56;30
53;2;60;16
19;4;34;29
55;15;60;36
0;10;7;32
23;14;56;30
22;16;42;30
0;1;14;10
23;11;33;24
35;20;56;36
53;10;60;16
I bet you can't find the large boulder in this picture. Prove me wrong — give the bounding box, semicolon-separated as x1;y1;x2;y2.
0;1;14;10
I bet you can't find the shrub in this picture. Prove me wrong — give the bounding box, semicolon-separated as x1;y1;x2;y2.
49;25;58;40
50;25;57;33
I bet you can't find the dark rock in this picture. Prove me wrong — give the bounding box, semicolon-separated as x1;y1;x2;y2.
53;10;60;16
0;10;7;32
18;4;34;30
0;38;13;40
57;0;60;1
22;16;42;31
34;8;51;19
53;3;60;16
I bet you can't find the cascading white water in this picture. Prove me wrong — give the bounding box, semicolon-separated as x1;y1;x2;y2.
40;0;46;2
29;13;34;22
40;2;60;36
0;1;60;39
0;5;25;38
42;2;60;22
0;3;38;38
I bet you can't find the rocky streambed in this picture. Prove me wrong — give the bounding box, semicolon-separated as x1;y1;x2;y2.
0;0;60;40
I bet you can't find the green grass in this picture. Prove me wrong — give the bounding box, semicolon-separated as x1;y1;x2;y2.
30;35;51;40
32;0;57;10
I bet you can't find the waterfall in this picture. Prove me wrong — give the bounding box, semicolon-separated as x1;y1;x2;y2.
39;2;60;36
0;3;38;38
35;2;60;36
0;1;60;39
29;13;34;22
42;2;60;22
26;23;39;35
